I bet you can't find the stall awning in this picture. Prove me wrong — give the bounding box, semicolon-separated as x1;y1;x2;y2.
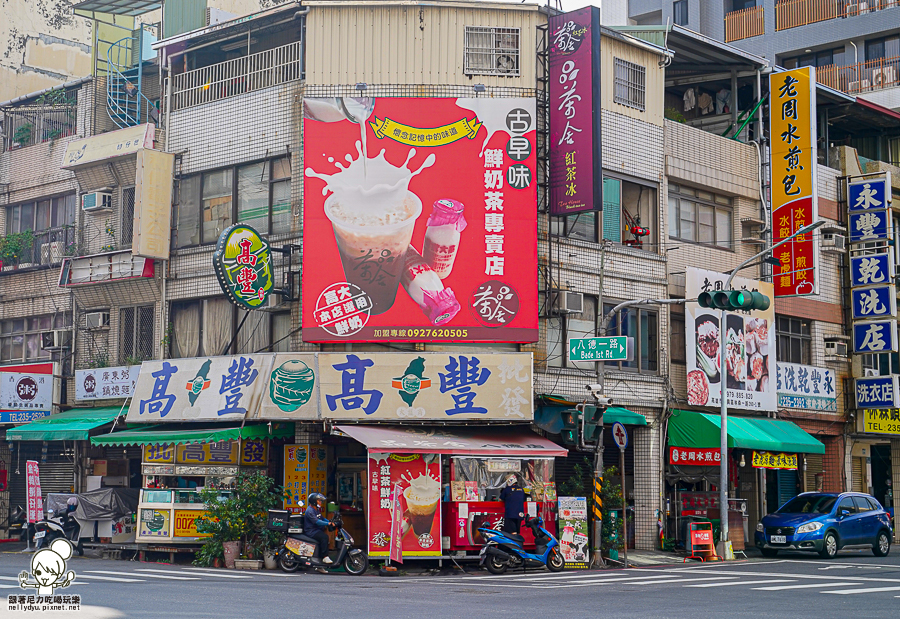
333;425;567;457
89;423;294;446
534;404;647;435
605;407;648;426
668;410;824;455
7;407;124;441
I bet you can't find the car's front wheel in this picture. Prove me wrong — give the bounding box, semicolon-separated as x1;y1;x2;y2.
873;531;891;557
760;548;778;558
819;532;838;559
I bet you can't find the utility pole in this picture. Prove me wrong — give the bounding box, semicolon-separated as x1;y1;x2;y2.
591;240;609;569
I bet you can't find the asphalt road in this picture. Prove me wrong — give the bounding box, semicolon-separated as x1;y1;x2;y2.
1;548;898;619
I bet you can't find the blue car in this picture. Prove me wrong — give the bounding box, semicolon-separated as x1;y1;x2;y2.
754;492;892;559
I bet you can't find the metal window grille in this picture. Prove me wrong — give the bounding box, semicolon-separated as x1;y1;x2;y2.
614;58;646;111
464;27;520;77
1;90;78;152
121;187;135;249
119;305;155;364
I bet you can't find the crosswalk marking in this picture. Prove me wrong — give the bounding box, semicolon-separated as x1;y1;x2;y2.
754;582;858;591
89;569;200;581
823;586;900;595
684;579;790;588
180;568;255;579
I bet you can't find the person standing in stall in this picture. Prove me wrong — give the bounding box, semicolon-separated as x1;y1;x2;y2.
500;474;527;535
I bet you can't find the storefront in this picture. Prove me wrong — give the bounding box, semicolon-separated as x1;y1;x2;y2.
90;424;293;543
854;409;900;531
666;410;825;547
331;424;566;558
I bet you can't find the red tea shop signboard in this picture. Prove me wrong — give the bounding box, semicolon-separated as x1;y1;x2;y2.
302;97;537;343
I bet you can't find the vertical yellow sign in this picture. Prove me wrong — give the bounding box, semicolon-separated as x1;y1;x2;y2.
283;445;327;513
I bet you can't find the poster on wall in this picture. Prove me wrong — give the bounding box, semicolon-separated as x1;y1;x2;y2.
549;6;602;215
302;97;538;343
368;453;441;557
284;445;327;514
1;371;53;411
557;496;589;569
138;508;171;538
685;267;776;411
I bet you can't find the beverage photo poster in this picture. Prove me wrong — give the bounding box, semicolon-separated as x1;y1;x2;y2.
368;453;441;557
302;97;538;343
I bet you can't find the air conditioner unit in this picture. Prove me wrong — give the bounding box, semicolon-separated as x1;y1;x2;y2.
821;232;846;253
551;290;584;315
824;340;848;357
41;329;72;350
84;311;110;330
40;242;63;265
864;368;880;377
873;66;897;87
206;7;237;25
849;79;871;92
81;192;112;212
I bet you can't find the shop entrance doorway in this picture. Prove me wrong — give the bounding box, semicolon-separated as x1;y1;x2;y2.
872;444;892;508
765;469;798;513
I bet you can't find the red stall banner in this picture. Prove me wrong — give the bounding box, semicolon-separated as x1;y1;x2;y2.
26;460;43;524
389;482;404;564
668;446;721;466
368;453;441;557
302;97;537;343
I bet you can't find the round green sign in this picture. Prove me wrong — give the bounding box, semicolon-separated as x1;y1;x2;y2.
212;223;274;310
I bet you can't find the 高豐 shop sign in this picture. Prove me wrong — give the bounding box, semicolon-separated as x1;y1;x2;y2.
0;362;57;422
125;352;534;423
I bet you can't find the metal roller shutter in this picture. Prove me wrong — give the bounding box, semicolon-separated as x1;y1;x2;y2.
852;457;865;492
7;443;75;515
805;454;823;492
777;470;798;509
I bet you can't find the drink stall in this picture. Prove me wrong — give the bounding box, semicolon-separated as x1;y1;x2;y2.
331;424;566;559
90;424;293;544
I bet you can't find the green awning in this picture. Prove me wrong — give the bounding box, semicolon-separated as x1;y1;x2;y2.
604;407;648;426
668;410;824;455
7;407;124;441
90;423;294;446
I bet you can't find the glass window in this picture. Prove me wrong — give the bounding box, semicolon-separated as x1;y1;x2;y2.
603;302;658;373
853;496;873;513
272;312;292;352
671;314;686;363
202;169;233;243
545;294;597;369
776;316;811;364
237;162;270;234
779;494;837;514
669;185;733;249
614;58;646;111
176;176;201;247
0;315;57;363
271;156;292;233
673;0;688;26
838;497;857;514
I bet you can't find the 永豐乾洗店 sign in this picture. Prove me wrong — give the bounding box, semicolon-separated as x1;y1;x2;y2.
776;362;837;412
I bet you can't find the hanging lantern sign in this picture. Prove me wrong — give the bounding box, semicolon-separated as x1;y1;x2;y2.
212;223;275;310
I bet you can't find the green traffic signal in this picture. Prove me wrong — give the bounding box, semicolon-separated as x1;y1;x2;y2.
560;409;582;446
698;289;770;312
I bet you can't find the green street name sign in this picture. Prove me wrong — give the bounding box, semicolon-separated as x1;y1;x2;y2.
569;336;628;362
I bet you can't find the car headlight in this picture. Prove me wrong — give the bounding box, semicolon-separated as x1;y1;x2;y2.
756;522;764;532
796;521;823;534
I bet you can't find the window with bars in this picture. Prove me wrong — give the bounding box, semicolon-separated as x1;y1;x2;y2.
119;305;155;364
4;195;77;264
463;26;520;76
121;187;136;249
776;316;811;365
614;58;646;111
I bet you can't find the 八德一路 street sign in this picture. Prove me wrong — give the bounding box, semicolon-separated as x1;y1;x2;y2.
568;336;629;362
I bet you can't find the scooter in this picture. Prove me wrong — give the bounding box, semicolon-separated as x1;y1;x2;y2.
33;508;83;555
478;516;564;574
275;511;368;575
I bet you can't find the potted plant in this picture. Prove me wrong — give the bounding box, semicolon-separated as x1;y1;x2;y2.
0;231;34;270
194;471;284;570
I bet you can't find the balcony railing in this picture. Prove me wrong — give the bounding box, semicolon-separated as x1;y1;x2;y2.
776;0;899;31
0;227;76;271
1;92;78;153
817;56;900;94
170;40;302;111
725;6;765;42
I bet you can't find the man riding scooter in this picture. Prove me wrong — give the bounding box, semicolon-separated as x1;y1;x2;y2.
304;493;335;574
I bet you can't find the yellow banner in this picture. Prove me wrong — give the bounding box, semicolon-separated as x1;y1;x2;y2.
144;444;175;464
370;116;482;147
752;451;797;470
173;509;210;538
175;441;239;465
863;409;900;435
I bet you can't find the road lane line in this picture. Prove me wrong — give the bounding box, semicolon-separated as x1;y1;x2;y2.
823;586;900;595
532;575;738;589
75;574;144;583
178;568;255;578
754;582;859;591
684;579;790;588
88;570;200;581
651;569;900;583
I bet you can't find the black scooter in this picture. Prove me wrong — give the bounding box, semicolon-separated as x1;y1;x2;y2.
274;511;368;575
33;507;83;555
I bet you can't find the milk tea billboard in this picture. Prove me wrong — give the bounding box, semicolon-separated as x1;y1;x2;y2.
302;97;538;343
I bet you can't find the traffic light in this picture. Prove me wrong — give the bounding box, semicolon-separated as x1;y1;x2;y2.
697;289;770;312
560;409;583;446
582;404;604;442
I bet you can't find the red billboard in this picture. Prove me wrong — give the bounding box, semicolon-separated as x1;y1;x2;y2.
302;97;537;343
549;7;602;216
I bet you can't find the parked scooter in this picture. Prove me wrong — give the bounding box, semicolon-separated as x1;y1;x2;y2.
6;505;27;541
478;516;564;574
273;508;368;575
33;498;83;555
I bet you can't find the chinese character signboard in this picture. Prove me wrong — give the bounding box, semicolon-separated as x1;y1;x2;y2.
76;365;140;401
751;451;798;470
862;409;900;435
301;97;537;343
213;224;275;310
283;445;327;514
850;254;895;288
143;444;175;463
851;285;897;320
318;352;532;421
668;447;721;466
685;268;776;411
770;67;818;297
549;7;601;216
368;453;441;558
26;460;43;523
389;482;404;564
776;362;837;412
173;510;210;538
557;496;590;569
0;372;53;411
855;375;900;409
175;441;239;465
853;320;898;354
848;176;892;244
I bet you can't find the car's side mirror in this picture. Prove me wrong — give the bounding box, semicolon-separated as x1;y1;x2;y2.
840;509;850;518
